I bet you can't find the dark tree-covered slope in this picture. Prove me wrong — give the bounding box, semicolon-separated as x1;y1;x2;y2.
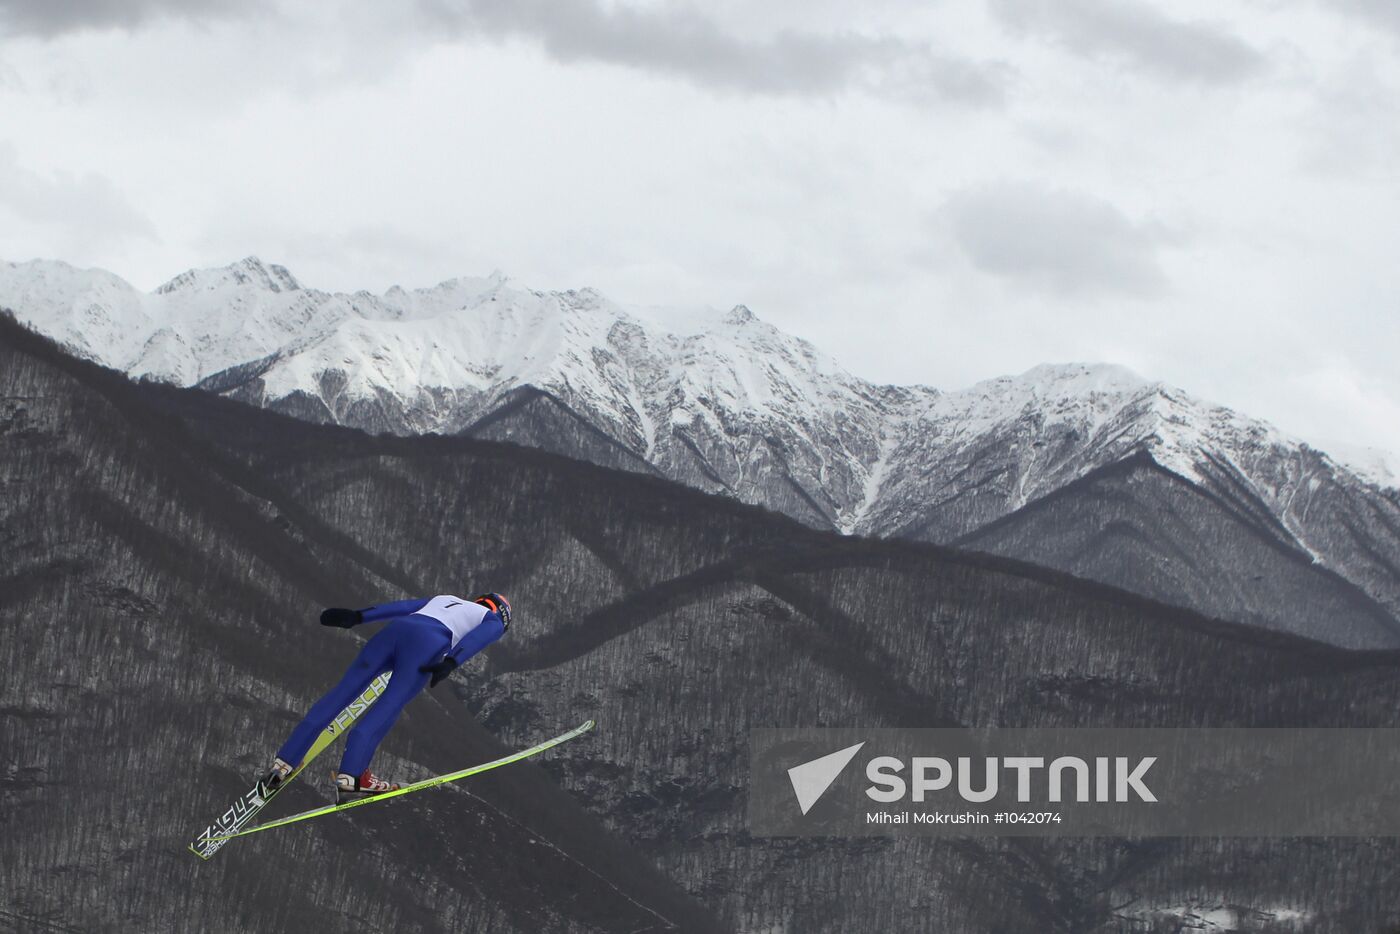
956;452;1400;649
0;315;724;934
133;335;1400;933
6;312;1400;933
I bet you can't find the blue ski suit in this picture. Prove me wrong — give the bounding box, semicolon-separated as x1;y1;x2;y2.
277;595;506;777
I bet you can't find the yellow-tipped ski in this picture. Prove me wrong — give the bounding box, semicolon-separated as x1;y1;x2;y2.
189;672;393;860
213;720;596;843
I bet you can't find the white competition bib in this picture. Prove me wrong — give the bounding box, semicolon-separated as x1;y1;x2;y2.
412;595;489;650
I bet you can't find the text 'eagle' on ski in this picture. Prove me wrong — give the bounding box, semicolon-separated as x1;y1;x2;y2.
189;672;393;860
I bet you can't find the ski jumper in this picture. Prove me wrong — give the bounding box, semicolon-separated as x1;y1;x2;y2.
277;595;506;776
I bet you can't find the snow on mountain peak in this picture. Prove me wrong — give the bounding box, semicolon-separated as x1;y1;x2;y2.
925;362;1153;442
156;256;301;296
1323;443;1400;491
723;304;757;327
0;258;132;298
1016;361;1152;394
1;256;1395;533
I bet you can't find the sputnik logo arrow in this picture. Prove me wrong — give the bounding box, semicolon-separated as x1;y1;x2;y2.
787;742;866;815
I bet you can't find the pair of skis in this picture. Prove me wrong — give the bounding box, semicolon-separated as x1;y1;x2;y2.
189;671;394;860
188;672;593;858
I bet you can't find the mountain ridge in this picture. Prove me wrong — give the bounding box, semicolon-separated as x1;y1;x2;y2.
7;255;1391;491
5;256;1400;645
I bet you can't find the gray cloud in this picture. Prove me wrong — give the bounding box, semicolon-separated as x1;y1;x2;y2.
0;144;157;249
422;0;1011;106
990;0;1265;84
1299;55;1400;176
1330;0;1400;38
942;182;1179;298
0;0;252;38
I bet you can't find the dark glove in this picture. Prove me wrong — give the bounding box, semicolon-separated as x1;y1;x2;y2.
320;607;363;628
419;656;458;689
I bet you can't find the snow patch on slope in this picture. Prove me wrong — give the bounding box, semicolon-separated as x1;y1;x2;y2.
1121;902;1312;932
1325;442;1400;491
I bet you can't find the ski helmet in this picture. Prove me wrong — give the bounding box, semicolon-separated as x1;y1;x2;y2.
474;593;511;630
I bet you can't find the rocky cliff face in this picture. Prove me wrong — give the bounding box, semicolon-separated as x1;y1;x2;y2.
6;316;1400;933
4;258;1399;646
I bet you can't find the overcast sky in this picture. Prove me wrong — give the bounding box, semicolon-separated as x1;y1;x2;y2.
1;0;1397;455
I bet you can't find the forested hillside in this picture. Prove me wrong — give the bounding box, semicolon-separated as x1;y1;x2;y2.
0;315;723;934
5;312;1400;933
956;452;1400;648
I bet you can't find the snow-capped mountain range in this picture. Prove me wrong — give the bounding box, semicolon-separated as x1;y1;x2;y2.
4;256;1400;643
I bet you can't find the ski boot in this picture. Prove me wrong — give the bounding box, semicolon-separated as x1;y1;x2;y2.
334;769;401;803
260;757;296;793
